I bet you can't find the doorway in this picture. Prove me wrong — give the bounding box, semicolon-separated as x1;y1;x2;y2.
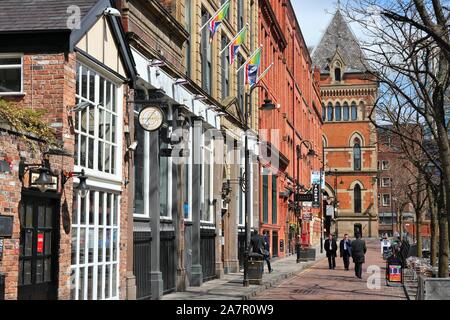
354;224;363;238
18;194;59;300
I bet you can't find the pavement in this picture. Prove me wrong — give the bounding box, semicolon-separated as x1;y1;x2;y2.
162;249;326;300
252;240;408;300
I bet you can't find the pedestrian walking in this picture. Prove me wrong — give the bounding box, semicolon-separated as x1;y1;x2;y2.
339;234;352;271
324;234;338;270
351;233;367;279
263;232;273;274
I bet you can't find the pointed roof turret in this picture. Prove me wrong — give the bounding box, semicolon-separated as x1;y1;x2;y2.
312;9;368;74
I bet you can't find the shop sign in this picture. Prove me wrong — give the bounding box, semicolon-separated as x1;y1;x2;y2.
37;233;44;254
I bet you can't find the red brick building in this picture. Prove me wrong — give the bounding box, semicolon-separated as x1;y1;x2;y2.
377;126;431;243
0;0;137;299
312;9;379;239
258;0;323;258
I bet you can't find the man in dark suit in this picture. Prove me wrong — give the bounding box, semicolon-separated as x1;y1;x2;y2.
250;230;264;255
351;233;367;279
324;234;338;269
340;234;352;271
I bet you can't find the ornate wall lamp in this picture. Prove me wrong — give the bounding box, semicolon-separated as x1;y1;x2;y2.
62;170;89;198
19;157;55;193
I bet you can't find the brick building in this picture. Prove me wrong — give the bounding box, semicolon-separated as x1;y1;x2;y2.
0;0;137;299
377;126;431;244
312;9;379;239
117;0;259;299
258;0;323;258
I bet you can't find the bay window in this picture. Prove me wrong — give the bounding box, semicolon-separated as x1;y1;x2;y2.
71;191;120;300
74;62;120;176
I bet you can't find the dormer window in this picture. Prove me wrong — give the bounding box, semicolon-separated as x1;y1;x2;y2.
335;67;341;81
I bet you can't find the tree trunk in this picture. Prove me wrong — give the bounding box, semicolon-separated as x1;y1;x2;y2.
416;210;422;258
428;187;438;267
438;198;449;278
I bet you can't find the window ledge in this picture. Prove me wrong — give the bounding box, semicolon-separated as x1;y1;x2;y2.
0;92;25;97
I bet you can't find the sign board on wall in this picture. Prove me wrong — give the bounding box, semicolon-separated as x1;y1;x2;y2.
312;184;320;208
0;215;13;238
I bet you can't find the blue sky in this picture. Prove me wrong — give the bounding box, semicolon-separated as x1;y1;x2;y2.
292;0;339;48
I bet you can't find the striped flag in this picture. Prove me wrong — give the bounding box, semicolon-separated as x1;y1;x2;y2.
209;1;231;41
245;47;262;86
229;27;247;65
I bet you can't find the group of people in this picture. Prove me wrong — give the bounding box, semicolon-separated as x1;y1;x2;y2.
324;233;367;279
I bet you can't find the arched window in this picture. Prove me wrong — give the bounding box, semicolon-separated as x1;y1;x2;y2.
335;68;341;81
343;102;350;121
351;102;358;121
327;103;334;121
354;184;362;213
354;138;361;171
335;102;342;121
322;103;326;122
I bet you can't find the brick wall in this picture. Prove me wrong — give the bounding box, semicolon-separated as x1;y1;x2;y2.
0;52;76;299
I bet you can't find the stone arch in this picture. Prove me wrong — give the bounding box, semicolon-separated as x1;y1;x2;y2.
349;131;365;147
349;180;365;190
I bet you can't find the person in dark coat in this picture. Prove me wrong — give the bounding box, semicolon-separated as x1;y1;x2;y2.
263;232;273;273
351;233;367;279
250;230;264;255
324;234;338;269
340;234;352;271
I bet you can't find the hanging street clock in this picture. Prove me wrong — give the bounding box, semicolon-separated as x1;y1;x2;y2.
138;106;164;132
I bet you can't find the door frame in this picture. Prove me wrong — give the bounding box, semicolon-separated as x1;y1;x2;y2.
18;190;60;300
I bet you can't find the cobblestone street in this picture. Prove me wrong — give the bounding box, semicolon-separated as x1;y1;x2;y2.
252;240;408;300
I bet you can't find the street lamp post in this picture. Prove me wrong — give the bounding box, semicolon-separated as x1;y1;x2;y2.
242;85;275;287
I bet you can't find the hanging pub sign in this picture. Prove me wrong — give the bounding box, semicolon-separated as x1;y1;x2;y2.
312;184;320;208
0;215;13;238
295;193;313;202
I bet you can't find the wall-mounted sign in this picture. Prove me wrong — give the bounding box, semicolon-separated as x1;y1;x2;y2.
312;184;320;208
0;215;13;238
37;233;44;254
295;193;313;202
280;239;284;252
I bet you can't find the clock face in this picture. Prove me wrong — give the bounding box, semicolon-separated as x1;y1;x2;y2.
138;106;164;132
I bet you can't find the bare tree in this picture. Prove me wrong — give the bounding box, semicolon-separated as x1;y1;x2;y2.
343;0;449;277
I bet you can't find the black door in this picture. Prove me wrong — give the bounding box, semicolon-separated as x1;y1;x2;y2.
200;230;216;282
133;231;152;300
160;232;176;294
354;224;362;238
18;195;59;300
272;232;279;258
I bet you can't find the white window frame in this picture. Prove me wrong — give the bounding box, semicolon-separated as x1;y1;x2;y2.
74;59;123;186
200;132;214;224
71;191;120;300
382;160;390;171
382;194;391;207
0;53;23;95
382;177;391;187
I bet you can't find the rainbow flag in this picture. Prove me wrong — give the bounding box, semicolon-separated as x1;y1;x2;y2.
245;48;262;86
209;1;230;41
229;27;247;65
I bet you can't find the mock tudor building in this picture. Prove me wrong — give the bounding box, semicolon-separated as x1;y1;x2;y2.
312;9;379;238
0;0;137;300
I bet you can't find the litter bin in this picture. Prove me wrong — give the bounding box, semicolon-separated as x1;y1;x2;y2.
248;253;264;285
0;273;5;300
386;256;403;286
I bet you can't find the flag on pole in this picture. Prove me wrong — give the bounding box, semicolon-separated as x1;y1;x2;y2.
229;27;248;65
245;48;262;86
255;63;274;86
208;0;230;41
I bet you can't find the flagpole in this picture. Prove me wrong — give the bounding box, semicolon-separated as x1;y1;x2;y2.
199;0;231;32
253;62;274;86
236;45;263;73
219;23;249;55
